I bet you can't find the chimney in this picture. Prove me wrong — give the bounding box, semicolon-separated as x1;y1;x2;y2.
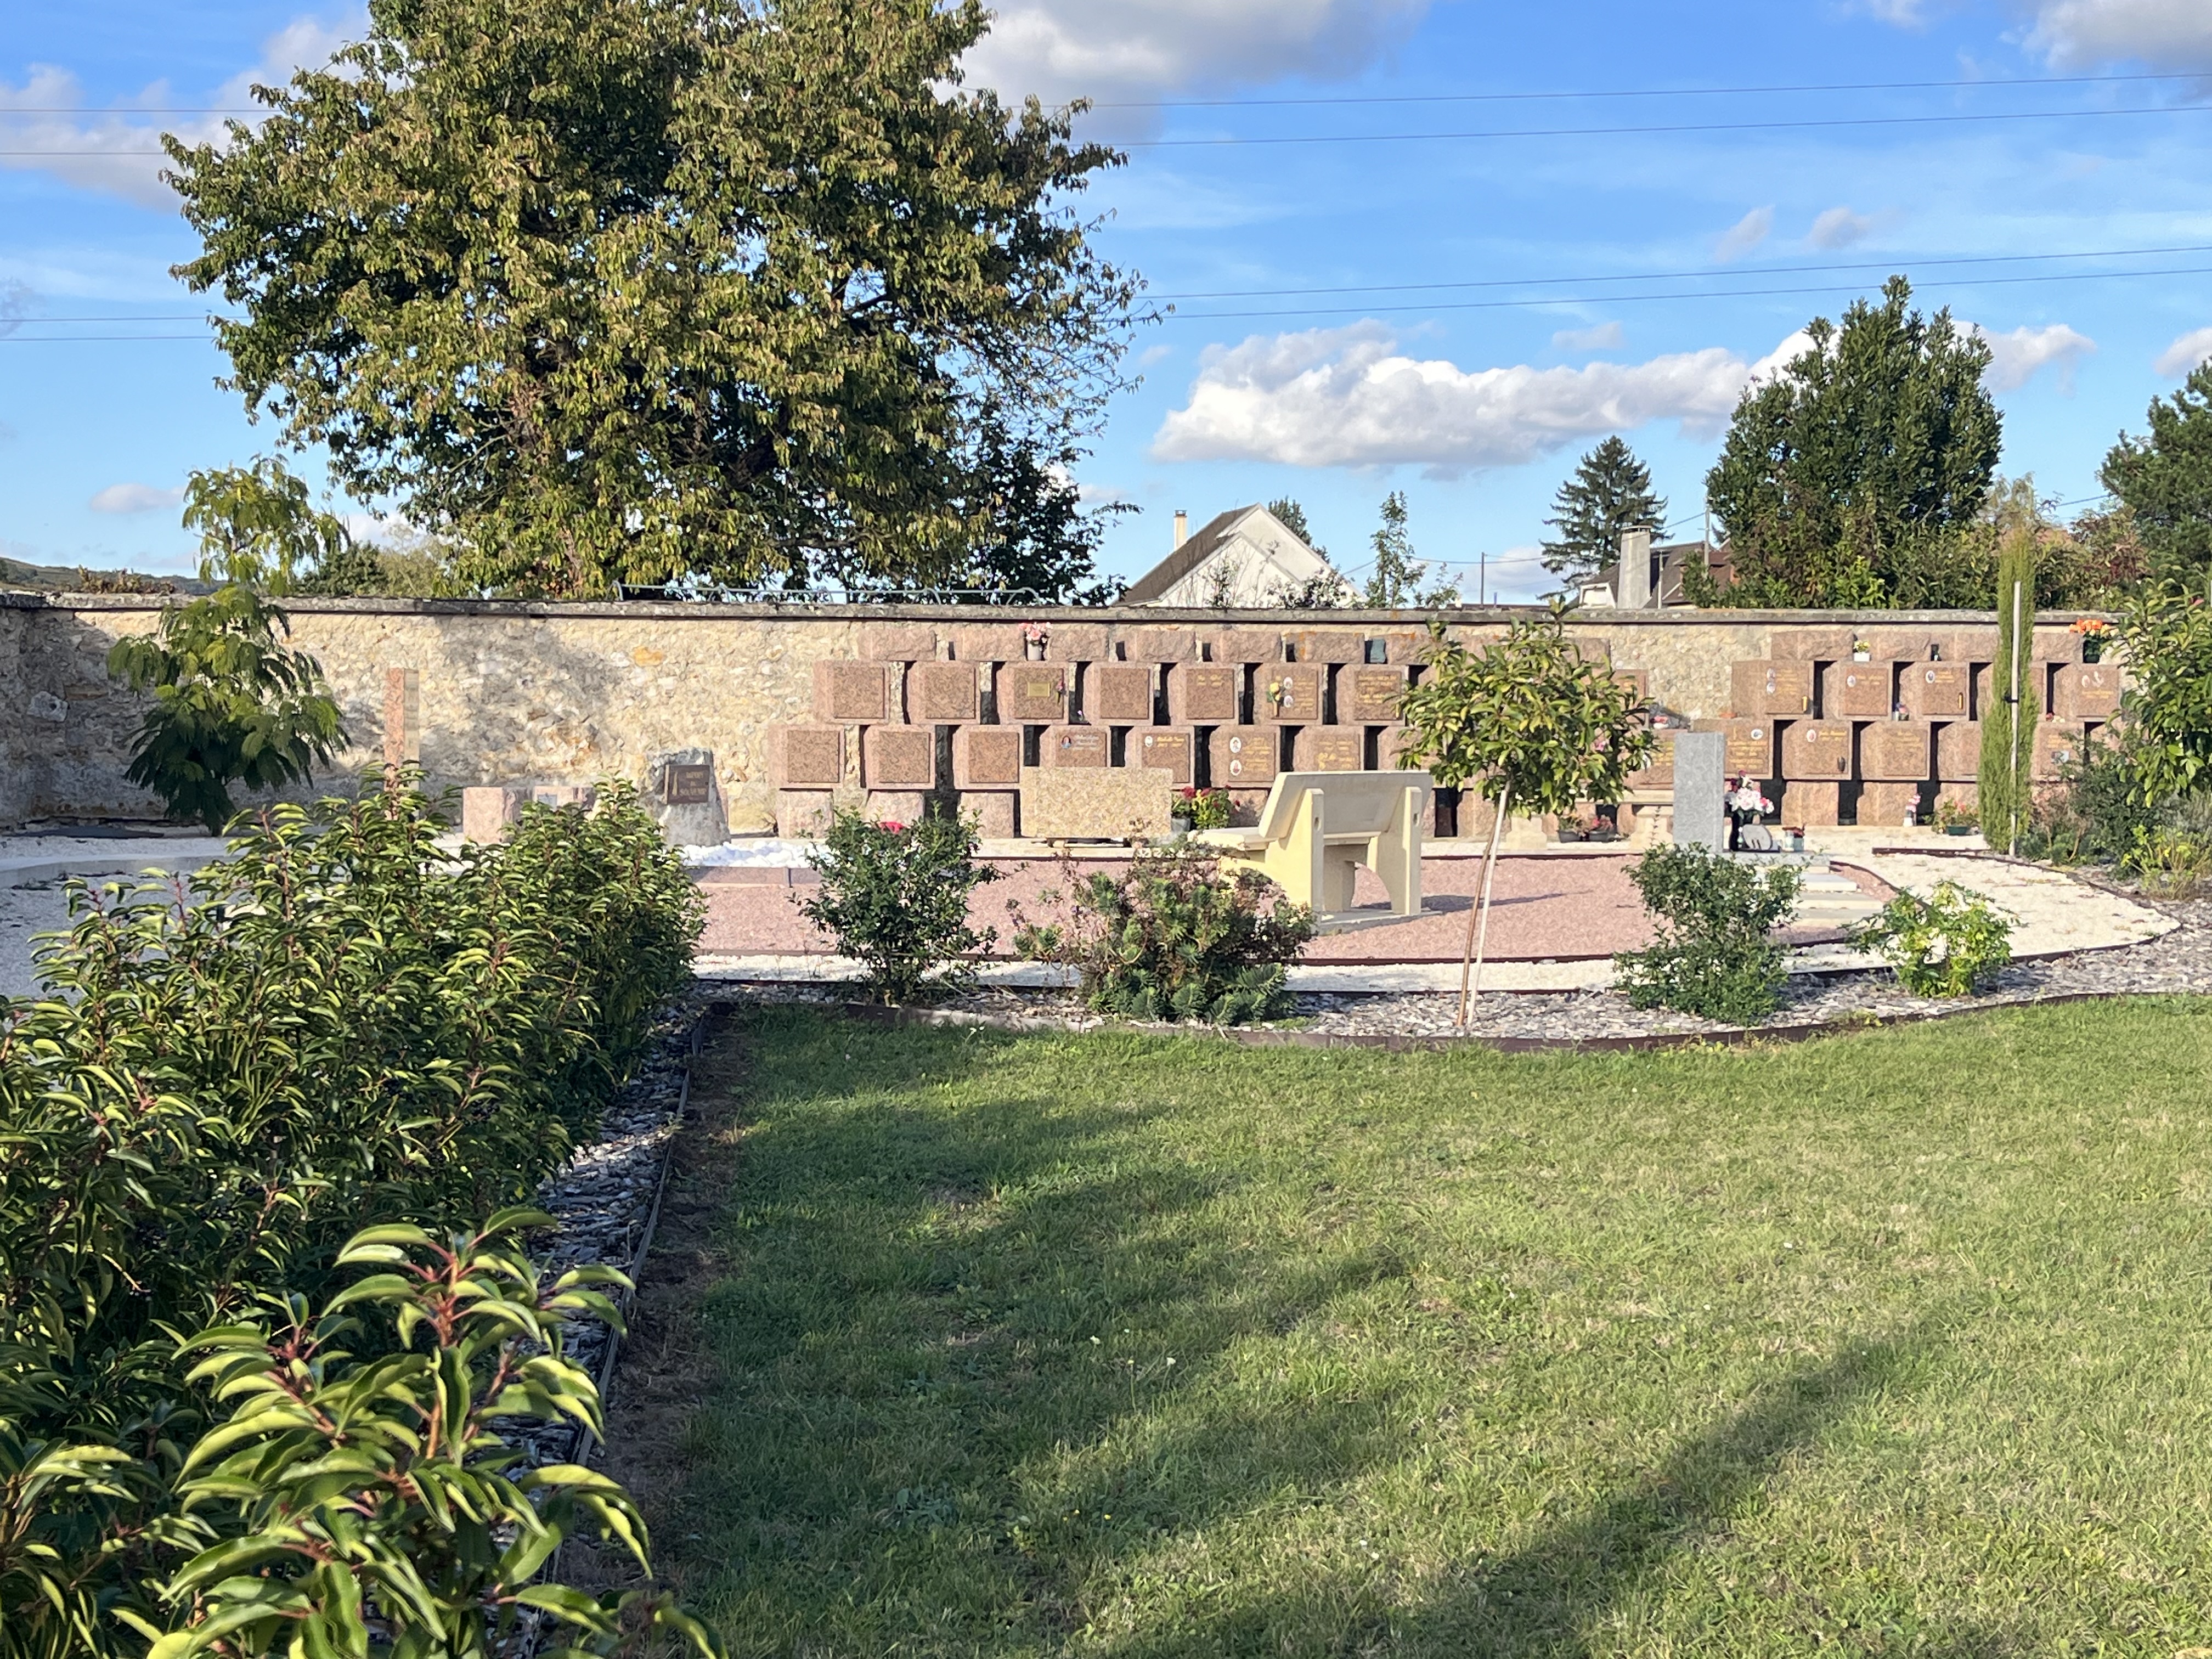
1173;510;1189;549
1618;526;1654;609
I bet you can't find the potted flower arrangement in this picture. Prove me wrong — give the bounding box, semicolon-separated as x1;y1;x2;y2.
1023;621;1050;661
1934;797;1979;837
1850;636;1872;663
2070;616;2113;664
1726;775;1775;850
1175;786;1232;834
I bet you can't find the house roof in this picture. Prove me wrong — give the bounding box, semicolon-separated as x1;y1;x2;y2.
1119;505;1260;606
1585;540;1726;607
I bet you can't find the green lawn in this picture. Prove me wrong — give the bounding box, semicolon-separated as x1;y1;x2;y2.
651;1001;2212;1657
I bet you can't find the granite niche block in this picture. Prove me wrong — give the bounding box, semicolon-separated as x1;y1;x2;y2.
460;786;528;843
1730;661;1815;717
1135;729;1194;786
908;661;980;724
862;725;936;789
957;791;1018;838
1289;629;1363;664
1765;626;1855;662
1292;727;1364;771
1044;622;1111;663
864;791;928;825
1859;721;1933;782
1934;781;1979;816
770;725;845;789
1857;781;1925;826
1167;661;1243;724
998;663;1069;723
1779;780;1841;826
946;622;1028;663
1899;662;1971;719
811;660;892;724
2051;662;2123;720
1781;721;1855;780
1690;718;1776;778
1624;731;1676;792
1341;665;1408;725
1085;662;1155;725
1206;628;1285;665
1259;663;1325;725
1210;726;1279;789
1821;660;1895;719
1122;627;1197;663
859;623;936;662
952;725;1024;789
1935;720;1981;781
2034;720;2088;781
1019;765;1172;840
775;789;836;838
1974;661;2049;719
1045;725;1109;768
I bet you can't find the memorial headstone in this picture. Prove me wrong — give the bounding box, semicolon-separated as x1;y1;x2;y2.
646;747;729;846
952;725;1023;789
1167;661;1243;724
1210;726;1279;789
1086;662;1155;725
771;725;845;789
1671;730;1726;850
909;661;980;723
861;726;936;789
1135;729;1194;785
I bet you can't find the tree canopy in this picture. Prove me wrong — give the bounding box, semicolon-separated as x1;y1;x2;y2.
1541;438;1667;582
1363;492;1459;608
167;0;1141;599
1703;277;2001;607
2100;360;2212;591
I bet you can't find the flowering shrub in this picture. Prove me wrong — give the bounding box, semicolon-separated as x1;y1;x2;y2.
799;811;1000;1001
1854;881;2012;996
1614;843;1803;1025
1177;786;1233;831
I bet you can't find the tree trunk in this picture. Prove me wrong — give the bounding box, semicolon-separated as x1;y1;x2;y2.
1457;780;1513;1028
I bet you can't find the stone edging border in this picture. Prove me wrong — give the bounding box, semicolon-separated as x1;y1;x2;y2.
732;987;2157;1057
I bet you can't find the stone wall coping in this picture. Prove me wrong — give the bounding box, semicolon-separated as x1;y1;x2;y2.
0;590;2112;626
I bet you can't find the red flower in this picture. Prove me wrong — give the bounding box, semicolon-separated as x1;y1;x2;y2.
878;820;906;833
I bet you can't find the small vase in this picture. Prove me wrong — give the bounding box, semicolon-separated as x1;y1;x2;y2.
1852;649;1871;663
1170;815;1193;836
1025;640;1047;661
2082;638;2104;664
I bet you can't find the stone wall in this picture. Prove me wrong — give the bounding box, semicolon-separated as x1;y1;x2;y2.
0;592;2105;831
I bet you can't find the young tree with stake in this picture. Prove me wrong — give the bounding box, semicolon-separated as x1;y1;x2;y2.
1395;612;1653;1024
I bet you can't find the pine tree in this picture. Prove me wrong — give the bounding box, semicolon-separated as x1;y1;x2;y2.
1541;438;1668;581
1266;498;1325;556
2100;359;2212;590
1362;492;1459;608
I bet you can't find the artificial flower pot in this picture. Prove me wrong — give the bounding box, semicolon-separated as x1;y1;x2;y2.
1943;825;1974;836
2082;637;2106;664
1852;649;1872;663
1170;815;1193;836
1025;640;1047;661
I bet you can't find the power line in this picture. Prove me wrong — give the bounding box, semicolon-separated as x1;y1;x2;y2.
0;333;210;341
1126;103;2212;149
1152;241;2212;302
1165;261;2212;321
1088;70;2212;110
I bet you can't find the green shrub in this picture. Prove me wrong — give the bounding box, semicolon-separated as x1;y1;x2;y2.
1015;847;1313;1025
2124;796;2212;896
1854;881;2013;996
0;775;704;1655
1177;786;1233;831
799;811;1000;1002
1613;844;1803;1025
2019;731;2162;867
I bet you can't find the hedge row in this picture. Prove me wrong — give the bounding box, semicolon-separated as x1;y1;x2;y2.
0;778;704;1654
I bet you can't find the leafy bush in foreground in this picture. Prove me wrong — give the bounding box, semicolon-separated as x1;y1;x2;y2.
800;810;1000;1002
1854;882;2013;997
0;776;704;1655
1614;844;1803;1025
1015;847;1313;1025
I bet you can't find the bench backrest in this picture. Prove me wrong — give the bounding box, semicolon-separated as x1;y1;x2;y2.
1254;770;1434;840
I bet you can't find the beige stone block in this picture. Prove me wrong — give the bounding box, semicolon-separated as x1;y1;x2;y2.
1123;626;1196;663
908;661;980;723
1767;625;1856;661
1134;728;1195;786
2033;624;2083;664
1258;663;1325;724
1731;660;1815;716
1821;660;1896;719
1044;725;1108;768
1019;765;1173;840
1341;664;1408;724
1045;622;1110;662
2034;720;2088;782
946;622;1028;663
861;725;936;789
1085;661;1155;725
860;622;936;662
812;659;892;724
771;724;845;788
864;791;928;825
1625;730;1676;791
1375;725;1418;770
776;789;836;838
1288;629;1363;663
1167;661;1243;724
1975;661;2049;718
460;785;527;843
1865;628;1940;663
1210;725;1278;789
1899;662;1971;719
952;725;1023;789
1292;727;1364;771
1936;720;1980;781
1780;780;1841;826
2051;662;2123;719
1691;717;1777;778
531;785;597;811
957;791;1018;838
998;662;1069;724
1934;781;1978;816
1948;627;2001;661
1857;781;1925;827
1205;628;1285;665
1781;721;1855;780
1859;721;1933;781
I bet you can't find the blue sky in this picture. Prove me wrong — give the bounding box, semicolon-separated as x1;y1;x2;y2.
4;1;2211;596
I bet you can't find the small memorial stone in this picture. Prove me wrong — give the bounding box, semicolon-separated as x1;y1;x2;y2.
1781;722;1855;780
1858;781;1924;826
771;725;845;789
1293;727;1363;771
1859;722;1933;782
812;660;891;724
1124;627;1197;663
1207;628;1285;665
646;748;728;846
776;789;836;838
1046;725;1109;768
1085;662;1155;725
2052;662;2122;719
1259;663;1324;724
953;726;1024;789
1780;780;1841;826
1045;622;1111;662
1936;720;1980;781
1900;663;1970;718
1136;729;1194;785
1209;725;1279;789
1342;665;1408;725
859;622;936;662
1821;661;1894;719
1289;630;1363;663
862;726;936;789
1974;661;2049;718
1730;661;1815;716
958;791;1018;838
1000;664;1069;723
909;661;980;723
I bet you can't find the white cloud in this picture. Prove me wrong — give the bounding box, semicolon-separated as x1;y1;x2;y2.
89;483;183;515
1808;206;1878;250
961;0;1431;113
0;12;361;208
1970;321;2097;391
2155;326;2212;376
2025;0;2212;71
1150;321;1795;471
1716;207;1775;263
1552;321;1624;353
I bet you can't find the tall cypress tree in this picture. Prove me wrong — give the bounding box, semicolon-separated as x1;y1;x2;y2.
1979;528;2040;854
1541;438;1668;581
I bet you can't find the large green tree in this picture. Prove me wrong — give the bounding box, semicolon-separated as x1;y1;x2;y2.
1541;437;1667;582
166;0;1140;598
1705;277;2002;607
2100;360;2212;590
